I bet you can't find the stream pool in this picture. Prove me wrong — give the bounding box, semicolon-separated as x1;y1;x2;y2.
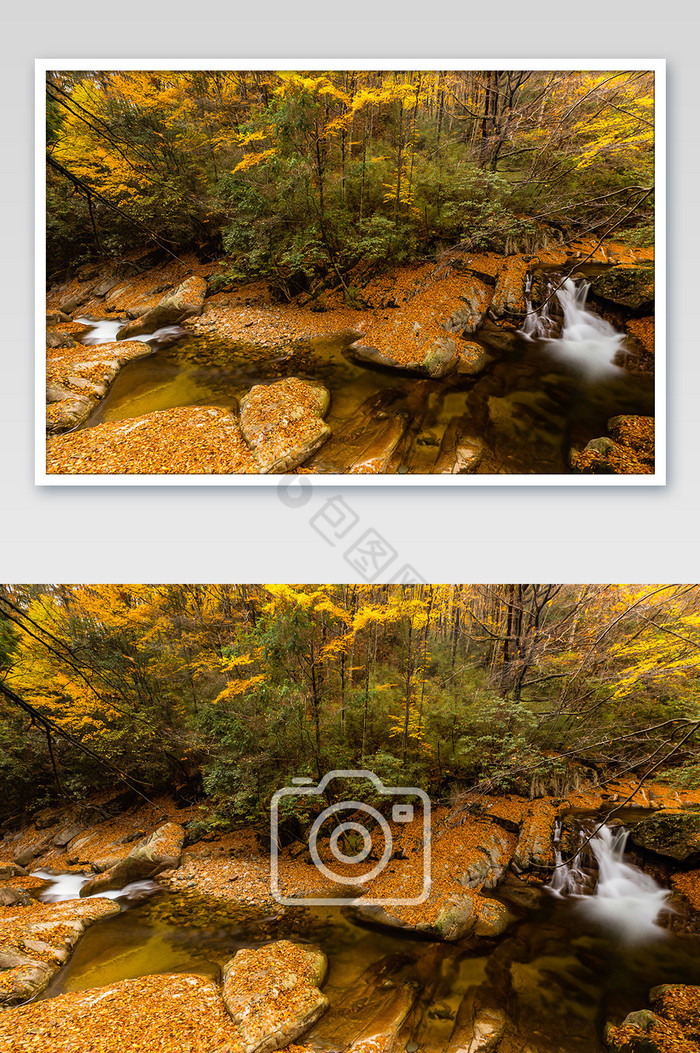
32;862;700;1052
74;314;653;475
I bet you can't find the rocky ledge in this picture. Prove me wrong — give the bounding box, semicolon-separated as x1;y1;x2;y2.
0;896;120;1004
45;375;332;475
0;940;329;1053
46;340;153;433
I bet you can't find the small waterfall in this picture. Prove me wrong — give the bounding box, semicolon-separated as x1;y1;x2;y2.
521;275;558;340
520;276;627;377
75;317;185;347
547;823;672;942
33;869;159;904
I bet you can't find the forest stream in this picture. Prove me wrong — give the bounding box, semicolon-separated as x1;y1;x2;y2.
70;272;653;476
22;812;700;1053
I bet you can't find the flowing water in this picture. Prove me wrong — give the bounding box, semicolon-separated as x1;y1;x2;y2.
73;280;653;474
29;817;700;1052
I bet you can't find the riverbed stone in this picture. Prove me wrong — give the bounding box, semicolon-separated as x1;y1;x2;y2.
80;821;185;895
116;275;207;338
222;940;329;1053
239;377;332;473
630;810;700;862
433;416;484;474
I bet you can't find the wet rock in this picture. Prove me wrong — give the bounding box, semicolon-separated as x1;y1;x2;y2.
308;389;409;474
463;1006;508;1052
0;898;120;1004
46;340;153;433
588;264;654;312
222;940;328;1052
58;286;93;314
347;890;513;943
512;800;558;875
116;275;207;338
13;835;52;868
80;822;185;895
0;887;32;906
433;416;485;475
308;954;418;1053
46;330;77;349
66;830;108;865
239;377;331;473
630;810;700;862
455;341;494;376
489;256;529;323
347;338;458;379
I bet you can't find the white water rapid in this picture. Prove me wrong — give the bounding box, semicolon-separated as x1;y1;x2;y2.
520;277;627;378
32;869;159;904
548;823;672;942
75;317;185;346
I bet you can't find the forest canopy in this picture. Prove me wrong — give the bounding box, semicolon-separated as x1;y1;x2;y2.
45;69;655;284
0;585;696;830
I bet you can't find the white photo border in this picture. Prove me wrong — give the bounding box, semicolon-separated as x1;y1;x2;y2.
35;58;666;487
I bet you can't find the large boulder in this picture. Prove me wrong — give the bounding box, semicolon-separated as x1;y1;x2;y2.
456;824;514;890
347;338;458;379
445;276;493;335
512;800;558;875
239;377;331;473
222;940;329;1053
346;888;514;943
489;256;529;323
629;810;700;862
588;264;654;312
79;822;185;896
116;275;207;338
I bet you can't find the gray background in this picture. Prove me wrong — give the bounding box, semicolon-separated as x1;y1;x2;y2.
1;0;696;583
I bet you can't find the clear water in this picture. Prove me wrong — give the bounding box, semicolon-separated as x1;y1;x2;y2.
32;849;700;1052
73;304;653;474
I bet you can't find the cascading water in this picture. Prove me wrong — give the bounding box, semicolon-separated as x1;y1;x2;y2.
75;317;185;347
521;275;558;340
547;823;672;942
520;276;628;378
32;869;159;904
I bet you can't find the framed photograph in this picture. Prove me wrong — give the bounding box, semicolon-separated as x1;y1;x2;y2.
36;60;664;484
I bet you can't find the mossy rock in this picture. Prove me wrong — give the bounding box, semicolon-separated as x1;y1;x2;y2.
630;810;700;861
588;265;654;311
